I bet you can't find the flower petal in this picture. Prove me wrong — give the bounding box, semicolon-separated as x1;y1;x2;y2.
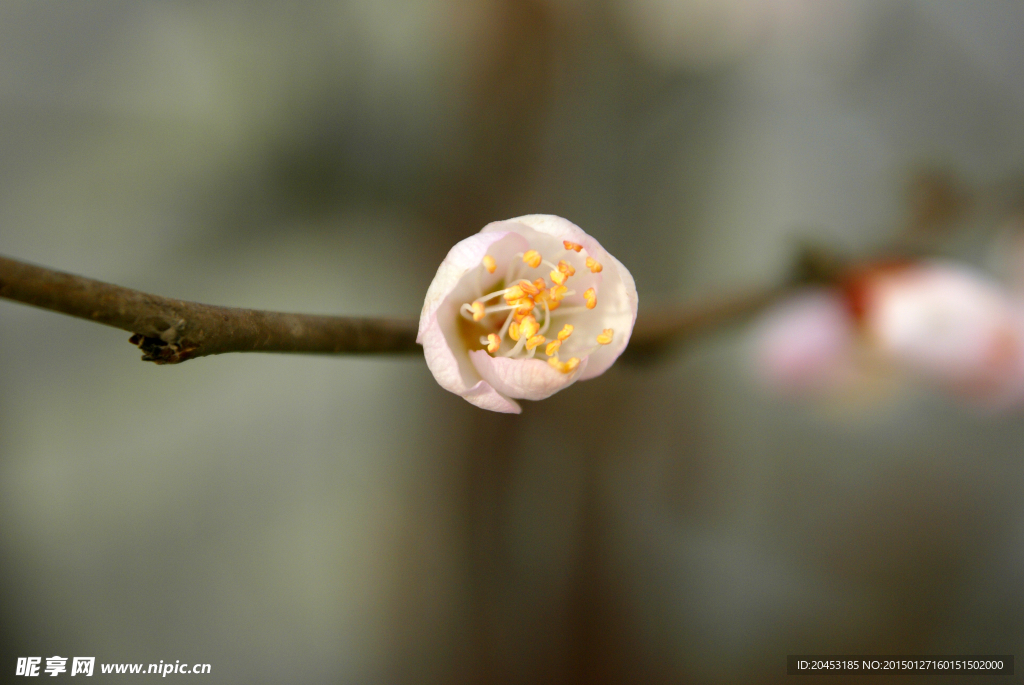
576;259;637;381
484;214;589;245
419;317;473;396
417;231;515;343
422;307;522;413
469;350;589;401
418;231;532;409
463;379;522;413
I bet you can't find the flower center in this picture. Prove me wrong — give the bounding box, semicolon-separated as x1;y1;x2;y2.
458;240;613;373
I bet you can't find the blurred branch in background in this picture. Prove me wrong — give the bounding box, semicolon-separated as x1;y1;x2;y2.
626;284;790;359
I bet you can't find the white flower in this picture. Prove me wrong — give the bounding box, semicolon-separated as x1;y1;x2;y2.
417;215;638;413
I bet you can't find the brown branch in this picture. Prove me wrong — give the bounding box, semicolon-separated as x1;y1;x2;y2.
0;255;420;364
0;253;807;366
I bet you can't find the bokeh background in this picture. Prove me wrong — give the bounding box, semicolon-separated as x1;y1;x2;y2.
2;1;1024;682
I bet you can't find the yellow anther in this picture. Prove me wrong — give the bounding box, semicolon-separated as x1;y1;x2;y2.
533;278;547;292
541;284;567;311
550;269;567;286
482;255;497;274
509;322;521;341
596;328;613;345
563;241;583;252
518;279;540;296
514;298;535;314
526;334;546;351
523;250;542;268
545;339;561;356
520;315;539;340
503;285;526;302
557;260;576;277
584;288;597;309
486;333;501;353
470;301;486;321
547;356;581;374
557;324;573;341
586;257;603;273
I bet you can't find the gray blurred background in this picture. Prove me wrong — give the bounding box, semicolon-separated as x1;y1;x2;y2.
2;1;1024;683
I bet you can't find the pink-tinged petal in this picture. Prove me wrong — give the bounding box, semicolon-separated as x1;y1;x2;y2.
417;231;524;343
966;316;1024;411
422;316;521;413
462;379;522;414
489;214;590;245
420;318;473;396
577;256;637;381
469;350;589;401
418;231;532;409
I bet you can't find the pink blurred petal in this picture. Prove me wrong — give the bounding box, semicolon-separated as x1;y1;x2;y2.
754;289;856;394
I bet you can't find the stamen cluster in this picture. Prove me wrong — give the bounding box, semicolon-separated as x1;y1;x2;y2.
459;240;611;373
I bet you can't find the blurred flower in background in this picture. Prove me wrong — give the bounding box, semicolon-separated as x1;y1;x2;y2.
753;288;866;397
864;261;1024;405
753;255;1024;405
754;259;1024;410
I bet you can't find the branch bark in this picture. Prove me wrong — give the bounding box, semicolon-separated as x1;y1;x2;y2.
0;254;800;365
0;255;421;363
